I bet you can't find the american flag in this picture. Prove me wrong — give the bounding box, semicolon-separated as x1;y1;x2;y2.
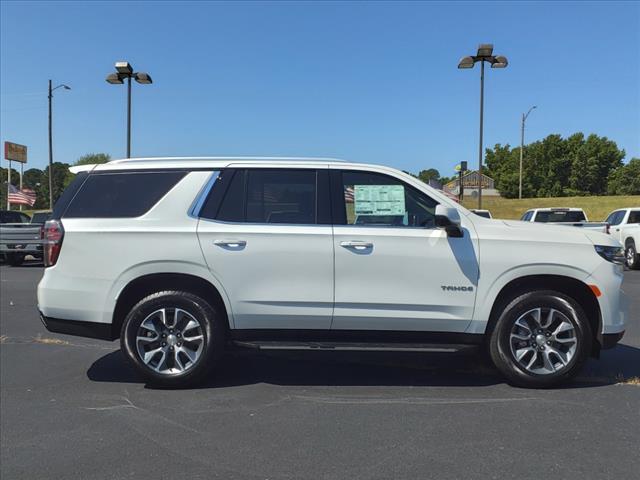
7;184;36;206
344;186;354;203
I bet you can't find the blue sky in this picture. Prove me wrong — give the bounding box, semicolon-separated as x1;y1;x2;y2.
1;1;639;176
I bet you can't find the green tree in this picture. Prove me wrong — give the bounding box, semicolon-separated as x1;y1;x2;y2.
608;158;640;195
485;133;625;198
74;153;111;166
568;135;624;195
417;168;440;184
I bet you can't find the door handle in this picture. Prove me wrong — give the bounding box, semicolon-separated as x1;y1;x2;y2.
213;239;246;248
340;241;373;250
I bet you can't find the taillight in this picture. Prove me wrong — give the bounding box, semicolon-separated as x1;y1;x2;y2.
43;219;64;267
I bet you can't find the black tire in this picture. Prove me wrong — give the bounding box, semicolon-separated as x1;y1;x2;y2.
626;240;639;270
121;290;225;387
489;290;592;388
7;253;25;267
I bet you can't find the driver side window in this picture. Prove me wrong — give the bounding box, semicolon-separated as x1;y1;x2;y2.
337;170;438;228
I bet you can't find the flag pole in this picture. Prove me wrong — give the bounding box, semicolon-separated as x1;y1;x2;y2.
6;160;11;210
19;163;23;211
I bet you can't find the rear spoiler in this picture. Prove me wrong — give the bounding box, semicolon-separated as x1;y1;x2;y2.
68;164;98;174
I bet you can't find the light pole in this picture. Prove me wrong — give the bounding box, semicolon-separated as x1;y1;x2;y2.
519;106;537;199
458;44;508;209
106;62;153;158
48;80;71;210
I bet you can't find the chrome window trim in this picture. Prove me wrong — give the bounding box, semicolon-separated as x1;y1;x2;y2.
188;171;220;219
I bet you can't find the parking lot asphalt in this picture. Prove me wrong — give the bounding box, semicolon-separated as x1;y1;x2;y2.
1;262;639;480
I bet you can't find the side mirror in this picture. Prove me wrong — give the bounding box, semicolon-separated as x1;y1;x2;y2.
435;205;463;238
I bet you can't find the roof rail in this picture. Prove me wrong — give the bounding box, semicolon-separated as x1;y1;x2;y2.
108;156;347;164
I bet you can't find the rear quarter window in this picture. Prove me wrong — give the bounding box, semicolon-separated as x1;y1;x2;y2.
62;171;186;218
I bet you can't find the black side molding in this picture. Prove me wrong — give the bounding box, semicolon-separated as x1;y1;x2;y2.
40;313;116;341
601;331;625;350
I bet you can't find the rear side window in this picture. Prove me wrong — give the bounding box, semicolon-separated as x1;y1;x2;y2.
201;168;329;225
63;171;186;218
627;211;640;224
246;170;316;224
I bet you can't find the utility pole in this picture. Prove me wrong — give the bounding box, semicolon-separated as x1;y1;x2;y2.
519;106;537;200
478;60;485;209
48;79;53;210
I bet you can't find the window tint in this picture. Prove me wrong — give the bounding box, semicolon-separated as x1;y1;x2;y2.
534;211;586;223
215;170;246;222
606;210;625;226
627;211;640;224
30;212;51;224
63;171;186;218
246;170;316;224
521;211;532;221
338;171;437;227
0;211;30;223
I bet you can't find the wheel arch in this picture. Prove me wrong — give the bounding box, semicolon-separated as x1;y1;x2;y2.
110;272;231;341
485;274;602;356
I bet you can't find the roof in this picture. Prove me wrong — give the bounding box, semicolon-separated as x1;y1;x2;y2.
66;156;467;212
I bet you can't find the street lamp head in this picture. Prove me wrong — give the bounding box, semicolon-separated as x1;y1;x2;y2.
115;61;133;75
134;72;153;84
477;44;494;57
491;55;509;68
62;85;71;90
458;56;476;69
106;73;125;84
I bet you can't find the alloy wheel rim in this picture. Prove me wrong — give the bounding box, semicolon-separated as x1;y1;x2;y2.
509;307;578;375
627;247;635;266
136;308;204;375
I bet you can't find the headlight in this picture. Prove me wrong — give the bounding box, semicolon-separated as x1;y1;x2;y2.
595;245;625;265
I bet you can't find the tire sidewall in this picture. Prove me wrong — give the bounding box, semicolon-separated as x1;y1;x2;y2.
490;291;592;388
121;291;223;386
626;242;638;270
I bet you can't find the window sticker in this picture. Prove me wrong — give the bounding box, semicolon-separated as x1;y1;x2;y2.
354;185;406;216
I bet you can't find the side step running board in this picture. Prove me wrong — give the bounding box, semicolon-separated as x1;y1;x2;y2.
232;340;477;353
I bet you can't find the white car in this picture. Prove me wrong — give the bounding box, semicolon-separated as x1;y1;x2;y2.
604;208;640;269
37;157;628;388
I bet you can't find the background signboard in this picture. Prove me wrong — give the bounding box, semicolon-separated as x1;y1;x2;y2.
4;142;27;163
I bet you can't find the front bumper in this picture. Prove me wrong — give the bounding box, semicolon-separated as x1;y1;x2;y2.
39;313;116;341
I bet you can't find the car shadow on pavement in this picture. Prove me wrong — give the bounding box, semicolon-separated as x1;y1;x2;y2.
87;343;640;389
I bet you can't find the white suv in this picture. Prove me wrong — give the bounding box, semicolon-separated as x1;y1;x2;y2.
37;157;629;388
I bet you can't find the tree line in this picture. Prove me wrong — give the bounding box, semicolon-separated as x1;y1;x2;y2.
0;153;110;210
484;133;639;198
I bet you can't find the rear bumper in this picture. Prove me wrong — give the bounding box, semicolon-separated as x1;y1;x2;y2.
39;313;116;341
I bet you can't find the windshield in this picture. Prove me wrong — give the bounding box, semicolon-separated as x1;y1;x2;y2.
534;211;586;223
31;212;51;224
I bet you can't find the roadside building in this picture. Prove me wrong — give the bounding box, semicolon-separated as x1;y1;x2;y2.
444;171;500;198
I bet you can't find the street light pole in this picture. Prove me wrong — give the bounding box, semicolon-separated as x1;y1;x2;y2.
127;76;132;158
48;80;71;210
478;61;485;209
458;44;508;209
106;62;153;158
519;105;537;200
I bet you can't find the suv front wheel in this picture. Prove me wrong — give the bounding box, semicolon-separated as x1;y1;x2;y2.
489;290;592;388
121;291;225;387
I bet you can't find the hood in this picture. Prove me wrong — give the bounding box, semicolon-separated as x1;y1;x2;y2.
501;220;621;247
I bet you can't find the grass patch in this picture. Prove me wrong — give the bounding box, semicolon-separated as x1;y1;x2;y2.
461;195;640;221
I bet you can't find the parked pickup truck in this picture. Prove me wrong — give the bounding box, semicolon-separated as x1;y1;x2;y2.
520;208;607;230
604;208;640;269
0;210;50;266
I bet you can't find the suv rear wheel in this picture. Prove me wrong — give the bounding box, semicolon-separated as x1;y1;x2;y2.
121;291;225;387
626;240;639;270
489;290;591;388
